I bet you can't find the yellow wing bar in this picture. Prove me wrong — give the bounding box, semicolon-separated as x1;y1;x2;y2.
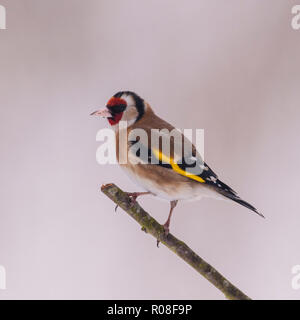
152;148;205;183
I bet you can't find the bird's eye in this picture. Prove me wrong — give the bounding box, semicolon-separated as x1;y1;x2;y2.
109;104;126;114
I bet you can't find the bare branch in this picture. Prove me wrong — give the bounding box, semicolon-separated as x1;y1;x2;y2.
101;183;251;300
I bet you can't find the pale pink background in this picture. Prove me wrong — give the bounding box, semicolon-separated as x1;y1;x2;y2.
0;0;300;299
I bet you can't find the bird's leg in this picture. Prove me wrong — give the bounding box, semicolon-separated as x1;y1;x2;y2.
157;200;178;247
127;192;151;204
115;191;151;212
163;200;178;235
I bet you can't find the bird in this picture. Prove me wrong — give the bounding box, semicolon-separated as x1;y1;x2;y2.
91;91;264;235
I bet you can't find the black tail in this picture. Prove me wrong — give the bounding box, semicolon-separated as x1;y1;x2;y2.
215;180;264;218
227;194;264;218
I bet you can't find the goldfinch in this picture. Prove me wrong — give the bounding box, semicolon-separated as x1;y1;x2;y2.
91;91;264;234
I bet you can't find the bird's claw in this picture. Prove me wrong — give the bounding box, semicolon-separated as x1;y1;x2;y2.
157;225;170;248
127;194;138;207
128;198;137;208
113;192;143;213
163;225;170;236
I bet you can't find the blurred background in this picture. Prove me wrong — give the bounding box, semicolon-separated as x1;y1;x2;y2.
0;0;300;299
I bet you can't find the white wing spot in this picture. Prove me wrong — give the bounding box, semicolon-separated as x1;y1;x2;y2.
199;165;209;171
210;176;217;183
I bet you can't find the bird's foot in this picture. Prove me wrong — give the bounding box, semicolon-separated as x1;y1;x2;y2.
126;193;138;207
157;224;170;248
163;223;170;236
114;192;140;212
126;191;151;207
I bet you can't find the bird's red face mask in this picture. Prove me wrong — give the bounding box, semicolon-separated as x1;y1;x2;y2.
90;97;127;125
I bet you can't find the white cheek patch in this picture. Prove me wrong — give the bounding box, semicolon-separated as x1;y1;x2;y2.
124;108;138;127
121;94;135;107
120;94;138;126
126;118;136;127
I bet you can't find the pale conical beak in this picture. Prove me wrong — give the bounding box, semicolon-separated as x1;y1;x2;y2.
90;108;111;118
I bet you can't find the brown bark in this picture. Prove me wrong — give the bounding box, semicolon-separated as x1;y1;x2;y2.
101;183;251;300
